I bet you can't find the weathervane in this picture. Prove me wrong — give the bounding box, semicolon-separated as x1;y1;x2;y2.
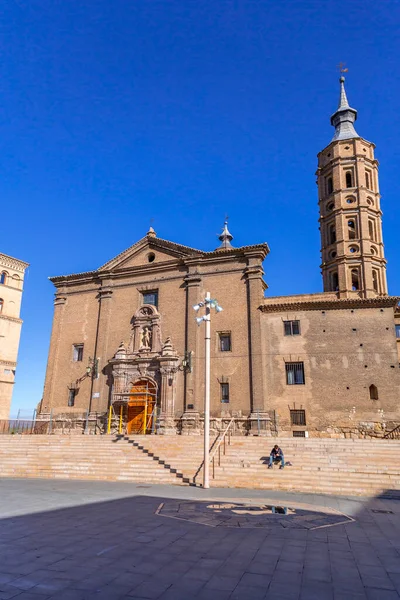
337;62;349;74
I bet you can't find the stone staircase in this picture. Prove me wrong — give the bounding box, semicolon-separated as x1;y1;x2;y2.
0;435;399;496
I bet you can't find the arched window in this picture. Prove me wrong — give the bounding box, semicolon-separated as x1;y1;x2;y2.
348;219;357;240
0;299;3;313
331;272;339;292
345;172;353;188
328;224;336;245
327;177;333;195
365;170;371;189
372;270;380;293
369;384;378;400
368;219;376;241
0;272;7;285
351;269;360;291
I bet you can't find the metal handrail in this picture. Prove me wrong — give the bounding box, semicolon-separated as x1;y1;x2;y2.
209;418;235;479
384;424;400;439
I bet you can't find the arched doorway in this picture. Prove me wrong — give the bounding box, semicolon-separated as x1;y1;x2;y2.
127;379;157;434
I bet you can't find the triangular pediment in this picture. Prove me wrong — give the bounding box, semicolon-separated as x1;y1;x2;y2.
98;235;203;272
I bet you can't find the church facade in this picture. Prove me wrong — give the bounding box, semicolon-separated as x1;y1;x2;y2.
41;78;400;437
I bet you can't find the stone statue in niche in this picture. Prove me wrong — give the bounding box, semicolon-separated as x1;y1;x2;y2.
140;326;152;350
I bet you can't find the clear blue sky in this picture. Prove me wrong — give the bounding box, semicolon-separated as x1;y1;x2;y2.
2;0;399;415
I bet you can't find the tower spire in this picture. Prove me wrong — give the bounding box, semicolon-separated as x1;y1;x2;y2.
330;77;359;142
217;219;234;250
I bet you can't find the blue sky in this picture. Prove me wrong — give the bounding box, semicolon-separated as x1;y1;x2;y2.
2;0;399;415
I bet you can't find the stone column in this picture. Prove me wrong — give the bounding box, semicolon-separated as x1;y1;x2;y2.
158;365;179;434
182;267;202;433
41;290;67;413
244;255;271;435
90;285;113;414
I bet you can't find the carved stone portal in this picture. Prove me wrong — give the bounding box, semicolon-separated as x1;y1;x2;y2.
109;308;180;434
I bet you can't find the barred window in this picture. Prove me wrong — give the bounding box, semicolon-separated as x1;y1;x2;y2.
285;362;305;385
283;320;300;336
220;383;230;403
293;430;306;438
290;409;306;426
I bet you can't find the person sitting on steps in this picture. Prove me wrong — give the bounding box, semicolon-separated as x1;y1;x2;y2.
268;444;285;469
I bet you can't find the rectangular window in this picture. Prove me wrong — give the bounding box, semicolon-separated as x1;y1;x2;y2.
290;409;306;426
73;344;84;362
219;333;231;352
283;320;300;336
220;383;230;403
285;362;305;385
142;291;158;307
68;389;76;407
293;430;306;438
396;325;400;339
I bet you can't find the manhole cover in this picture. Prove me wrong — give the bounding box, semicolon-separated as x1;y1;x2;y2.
156;500;354;529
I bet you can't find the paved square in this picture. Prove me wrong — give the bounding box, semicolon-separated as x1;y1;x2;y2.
157;500;354;529
0;479;398;599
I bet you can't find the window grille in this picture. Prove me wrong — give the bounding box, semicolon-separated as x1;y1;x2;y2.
285;362;305;385
293;430;306;438
283;321;300;336
219;333;231;352
142;291;158;307
290;409;306;426
73;344;84;362
220;383;230;403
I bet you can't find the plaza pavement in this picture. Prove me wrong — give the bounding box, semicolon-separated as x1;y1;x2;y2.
0;478;398;599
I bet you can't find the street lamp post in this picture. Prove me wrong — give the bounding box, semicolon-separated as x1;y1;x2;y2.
193;292;223;489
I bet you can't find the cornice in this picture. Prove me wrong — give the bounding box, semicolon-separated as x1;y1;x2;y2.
0;360;17;367
0;314;22;324
260;296;400;313
0;253;29;272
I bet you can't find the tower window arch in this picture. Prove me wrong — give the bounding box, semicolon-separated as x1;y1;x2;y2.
328;223;336;245
345;172;353;188
326;177;333;195
351;269;360;291
0;272;7;285
347;218;357;240
368;219;376;241
331;271;339;292
372;270;380;293
369;384;378;400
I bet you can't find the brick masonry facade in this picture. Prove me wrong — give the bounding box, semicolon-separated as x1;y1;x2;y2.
40;79;400;437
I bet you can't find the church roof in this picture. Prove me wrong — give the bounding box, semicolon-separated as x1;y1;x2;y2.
49;229;269;283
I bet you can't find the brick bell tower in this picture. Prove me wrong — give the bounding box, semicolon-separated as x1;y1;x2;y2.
317;76;388;298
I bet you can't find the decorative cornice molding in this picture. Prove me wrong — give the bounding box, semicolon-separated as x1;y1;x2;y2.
0;314;22;324
0;253;29;272
260;296;400;313
0;360;17;367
